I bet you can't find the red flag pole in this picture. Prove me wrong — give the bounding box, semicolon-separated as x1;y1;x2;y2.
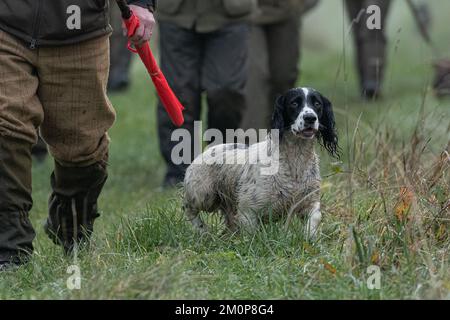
115;0;185;127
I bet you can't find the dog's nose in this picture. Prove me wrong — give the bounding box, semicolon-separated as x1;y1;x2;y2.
303;114;317;124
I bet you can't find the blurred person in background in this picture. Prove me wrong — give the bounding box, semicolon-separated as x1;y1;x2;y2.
0;0;155;270
31;136;48;162
242;0;319;131
346;0;392;100
108;0;135;92
433;59;450;98
156;0;256;187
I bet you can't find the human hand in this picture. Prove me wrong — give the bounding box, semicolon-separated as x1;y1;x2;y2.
124;5;155;47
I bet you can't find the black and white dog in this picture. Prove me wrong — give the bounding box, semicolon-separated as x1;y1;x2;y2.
183;87;339;238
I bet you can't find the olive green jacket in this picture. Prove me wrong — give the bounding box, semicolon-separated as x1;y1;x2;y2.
255;0;319;25
0;0;153;48
156;0;257;33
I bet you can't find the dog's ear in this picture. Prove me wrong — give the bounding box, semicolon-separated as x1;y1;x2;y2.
319;95;340;158
271;95;286;140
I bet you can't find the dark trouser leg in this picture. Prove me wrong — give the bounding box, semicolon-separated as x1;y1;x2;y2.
346;0;391;99
0;137;35;263
346;0;366;88
38;36;114;252
157;22;202;185
31;134;48;162
0;29;41;265
45;157;108;252
266;16;301;119
108;0;133;92
242;17;300;132
433;59;450;97
241;25;271;131
203;23;250;138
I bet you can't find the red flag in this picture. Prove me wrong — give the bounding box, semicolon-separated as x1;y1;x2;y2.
122;9;185;127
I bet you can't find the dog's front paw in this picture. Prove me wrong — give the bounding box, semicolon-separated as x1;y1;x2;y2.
305;202;321;240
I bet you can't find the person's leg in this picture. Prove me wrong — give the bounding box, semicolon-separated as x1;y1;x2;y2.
108;0;133;92
241;25;271;131
38;35;115;253
31;135;48;162
345;0;366;87
346;0;391;99
203;23;250;138
266;16;301;110
433;59;450;98
0;138;36;268
0;29;42;266
157;22;202;187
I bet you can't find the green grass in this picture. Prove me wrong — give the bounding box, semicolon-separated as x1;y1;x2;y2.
1;1;449;299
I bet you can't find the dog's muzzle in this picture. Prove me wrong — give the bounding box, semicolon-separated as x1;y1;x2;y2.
292;113;319;139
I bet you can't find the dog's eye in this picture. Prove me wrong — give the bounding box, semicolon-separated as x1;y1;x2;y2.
314;102;321;108
291;102;298;108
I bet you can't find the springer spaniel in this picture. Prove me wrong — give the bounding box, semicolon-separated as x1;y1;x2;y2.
183;87;339;238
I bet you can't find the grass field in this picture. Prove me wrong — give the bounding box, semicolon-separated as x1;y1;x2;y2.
1;1;449;299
